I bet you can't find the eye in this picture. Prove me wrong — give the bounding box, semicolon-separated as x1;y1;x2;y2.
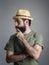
18;22;20;25
16;19;20;25
22;18;26;22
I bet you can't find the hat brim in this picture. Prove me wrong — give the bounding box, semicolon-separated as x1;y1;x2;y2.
13;16;33;21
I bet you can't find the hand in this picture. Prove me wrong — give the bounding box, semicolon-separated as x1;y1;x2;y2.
23;54;29;60
16;29;25;41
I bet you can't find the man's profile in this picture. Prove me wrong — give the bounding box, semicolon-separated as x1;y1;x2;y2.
4;9;44;65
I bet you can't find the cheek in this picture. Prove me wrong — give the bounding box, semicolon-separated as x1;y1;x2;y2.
23;21;26;25
15;22;18;26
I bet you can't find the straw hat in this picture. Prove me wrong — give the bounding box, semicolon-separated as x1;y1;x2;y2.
13;9;33;20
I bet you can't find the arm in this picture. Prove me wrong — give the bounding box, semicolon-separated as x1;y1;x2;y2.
16;29;43;60
22;38;42;60
6;51;28;63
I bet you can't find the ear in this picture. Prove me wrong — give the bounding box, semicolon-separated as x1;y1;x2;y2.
24;20;29;26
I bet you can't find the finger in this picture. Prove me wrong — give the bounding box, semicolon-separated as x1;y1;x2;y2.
17;29;21;32
16;29;19;32
16;29;19;34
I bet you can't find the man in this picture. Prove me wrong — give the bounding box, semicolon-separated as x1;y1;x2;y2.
4;9;44;65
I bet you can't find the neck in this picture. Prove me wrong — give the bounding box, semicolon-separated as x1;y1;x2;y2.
24;26;31;35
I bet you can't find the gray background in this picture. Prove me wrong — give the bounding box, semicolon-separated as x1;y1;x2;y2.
0;0;49;65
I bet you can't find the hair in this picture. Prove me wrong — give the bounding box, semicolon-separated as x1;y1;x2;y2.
22;18;31;26
28;20;31;26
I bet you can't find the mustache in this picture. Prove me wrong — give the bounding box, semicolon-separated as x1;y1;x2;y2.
15;26;21;29
15;26;26;33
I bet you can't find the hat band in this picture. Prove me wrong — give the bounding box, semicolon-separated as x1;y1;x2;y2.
16;15;31;18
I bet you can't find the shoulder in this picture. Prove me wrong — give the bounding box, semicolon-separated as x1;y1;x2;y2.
31;31;43;40
35;32;43;40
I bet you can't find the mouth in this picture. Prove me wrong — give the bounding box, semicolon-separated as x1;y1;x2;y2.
15;26;26;33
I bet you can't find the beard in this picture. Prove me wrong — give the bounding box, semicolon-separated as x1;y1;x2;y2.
15;26;26;33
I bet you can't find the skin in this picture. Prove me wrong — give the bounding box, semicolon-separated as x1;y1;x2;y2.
6;18;42;63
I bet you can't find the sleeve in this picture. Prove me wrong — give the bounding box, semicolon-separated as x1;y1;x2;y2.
4;36;14;52
35;33;44;49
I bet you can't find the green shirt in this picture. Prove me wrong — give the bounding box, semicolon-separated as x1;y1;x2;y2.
4;31;44;65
